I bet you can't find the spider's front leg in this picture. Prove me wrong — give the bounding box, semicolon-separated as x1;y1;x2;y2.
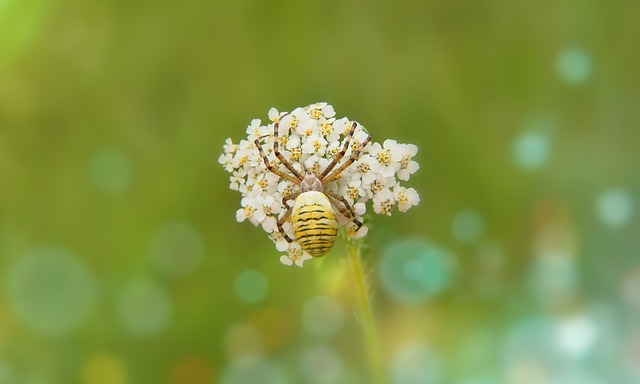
254;139;299;184
322;134;372;184
273;120;302;180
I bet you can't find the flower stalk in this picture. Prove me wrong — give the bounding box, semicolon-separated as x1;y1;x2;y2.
347;238;385;384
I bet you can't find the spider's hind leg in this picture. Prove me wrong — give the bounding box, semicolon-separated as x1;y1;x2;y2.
277;206;294;243
325;191;363;230
277;192;300;243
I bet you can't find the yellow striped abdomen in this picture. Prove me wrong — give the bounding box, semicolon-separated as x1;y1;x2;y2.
291;191;338;257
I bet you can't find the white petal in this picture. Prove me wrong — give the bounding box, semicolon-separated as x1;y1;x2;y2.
261;216;277;232
279;255;293;266
323;105;335;118
383;139;398;149
268;107;279;121
276;239;290;252
406;188;421;204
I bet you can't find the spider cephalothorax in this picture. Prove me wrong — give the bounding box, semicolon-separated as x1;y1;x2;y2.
254;116;371;256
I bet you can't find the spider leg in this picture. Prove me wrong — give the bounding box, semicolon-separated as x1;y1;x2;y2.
254;139;300;185
276;192;300;243
320;121;357;179
277;206;294;243
322;134;372;184
282;192;300;208
273;119;303;180
324;189;356;218
326;193;363;230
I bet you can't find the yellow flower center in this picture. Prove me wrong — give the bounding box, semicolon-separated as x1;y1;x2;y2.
289;148;301;161
380;200;392;215
347;186;360;200
400;155;410;169
371;180;383;193
321;123;333;136
376;150;391;166
290;116;299;129
244;206;256;218
397;193;408;206
356;162;370;173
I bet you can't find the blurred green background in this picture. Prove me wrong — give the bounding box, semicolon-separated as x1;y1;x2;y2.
1;0;639;383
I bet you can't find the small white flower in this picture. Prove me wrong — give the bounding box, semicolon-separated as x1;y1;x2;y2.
333;118;351;136
368;139;397;178
271;231;290;252
339;179;366;205
355;154;377;185
301;134;328;156
373;189;395;216
295;118;318;138
246;119;270;142
363;172;395;199
395;143;419;181
218;153;234;172
223;138;238;155
280;243;312;267
348;223;369;239
394;185;420;212
229;168;247;191
236;197;259;224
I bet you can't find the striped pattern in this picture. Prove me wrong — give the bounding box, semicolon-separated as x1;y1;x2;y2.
292;192;338;257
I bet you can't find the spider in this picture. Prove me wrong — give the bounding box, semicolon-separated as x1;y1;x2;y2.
254;116;372;257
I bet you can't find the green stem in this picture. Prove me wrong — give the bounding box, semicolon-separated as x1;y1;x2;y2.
347;239;385;384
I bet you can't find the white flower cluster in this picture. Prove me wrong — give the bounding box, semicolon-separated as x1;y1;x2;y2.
219;103;420;267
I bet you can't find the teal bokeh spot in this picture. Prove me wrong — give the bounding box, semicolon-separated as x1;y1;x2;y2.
452;210;485;244
220;359;290;384
512;131;549;170
5;247;96;335
88;149;133;195
556;47;592;85
379;240;452;304
403;260;423;280
597;188;633;227
234;270;269;303
117;279;172;337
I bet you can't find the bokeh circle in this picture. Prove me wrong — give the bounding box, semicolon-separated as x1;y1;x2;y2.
379;239;452;304
5;247;96;335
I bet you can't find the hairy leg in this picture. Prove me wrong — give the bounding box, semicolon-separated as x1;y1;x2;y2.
277;206;294;243
322;134;372;184
254;139;300;184
320;121;357;179
327;194;363;230
273;120;303;180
